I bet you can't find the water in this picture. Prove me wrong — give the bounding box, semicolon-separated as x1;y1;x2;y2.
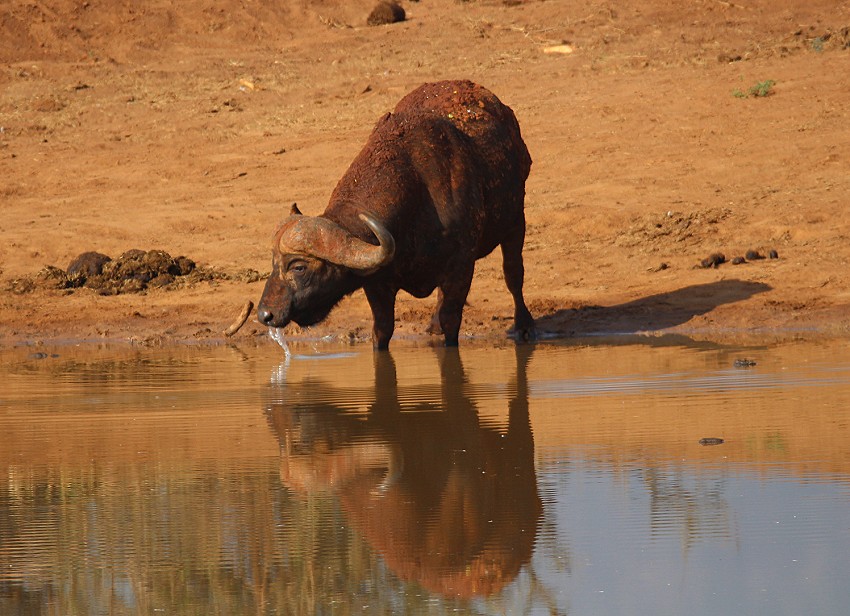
2;337;850;615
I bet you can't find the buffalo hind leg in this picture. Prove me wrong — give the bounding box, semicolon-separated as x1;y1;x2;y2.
501;224;536;341
437;267;474;347
365;284;398;350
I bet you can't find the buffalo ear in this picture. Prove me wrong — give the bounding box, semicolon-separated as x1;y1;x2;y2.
290;203;302;216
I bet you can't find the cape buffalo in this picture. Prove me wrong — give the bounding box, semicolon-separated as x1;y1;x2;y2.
257;80;535;348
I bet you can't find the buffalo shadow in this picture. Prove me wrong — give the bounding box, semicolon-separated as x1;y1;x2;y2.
534;279;772;337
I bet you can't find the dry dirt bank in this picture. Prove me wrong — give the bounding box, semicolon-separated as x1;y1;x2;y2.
2;0;849;347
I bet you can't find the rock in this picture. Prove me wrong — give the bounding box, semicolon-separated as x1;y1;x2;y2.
367;1;405;26
699;437;725;446
700;253;726;268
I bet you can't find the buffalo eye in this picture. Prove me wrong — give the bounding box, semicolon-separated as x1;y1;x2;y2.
288;260;308;274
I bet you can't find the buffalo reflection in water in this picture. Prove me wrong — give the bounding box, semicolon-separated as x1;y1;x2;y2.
265;346;541;599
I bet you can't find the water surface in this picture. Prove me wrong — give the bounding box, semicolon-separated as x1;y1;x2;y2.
2;337;849;615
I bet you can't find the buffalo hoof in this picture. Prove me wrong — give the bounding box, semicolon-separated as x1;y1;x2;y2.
509;324;537;342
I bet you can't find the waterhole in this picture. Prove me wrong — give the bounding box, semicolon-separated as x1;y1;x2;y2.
2;337;849;614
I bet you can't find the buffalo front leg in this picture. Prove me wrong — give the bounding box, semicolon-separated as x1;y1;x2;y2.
501;224;536;341
364;284;398;350
437;267;474;347
427;289;444;336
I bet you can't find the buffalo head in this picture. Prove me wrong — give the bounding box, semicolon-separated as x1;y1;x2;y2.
257;204;395;329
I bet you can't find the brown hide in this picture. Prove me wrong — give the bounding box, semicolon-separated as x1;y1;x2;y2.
265;347;541;599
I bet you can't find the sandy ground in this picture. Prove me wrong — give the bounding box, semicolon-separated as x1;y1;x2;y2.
2;0;849;348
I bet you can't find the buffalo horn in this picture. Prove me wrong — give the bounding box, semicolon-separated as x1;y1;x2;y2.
277;212;395;273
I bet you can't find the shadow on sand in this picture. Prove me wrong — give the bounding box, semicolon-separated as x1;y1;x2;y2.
535;279;772;337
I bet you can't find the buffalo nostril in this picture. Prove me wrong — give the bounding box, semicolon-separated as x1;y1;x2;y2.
258;307;274;325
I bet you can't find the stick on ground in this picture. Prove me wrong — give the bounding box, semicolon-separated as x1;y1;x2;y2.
224;300;254;337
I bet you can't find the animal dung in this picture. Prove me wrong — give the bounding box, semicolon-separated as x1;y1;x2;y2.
10;249;225;295
367;1;405;26
87;249;197;294
67;251;112;278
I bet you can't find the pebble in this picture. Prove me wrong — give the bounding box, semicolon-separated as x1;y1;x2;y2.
699;437;725;446
734;358;757;367
700;253;726;268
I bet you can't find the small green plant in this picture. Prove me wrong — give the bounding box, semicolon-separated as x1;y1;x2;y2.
733;79;776;98
750;79;776;97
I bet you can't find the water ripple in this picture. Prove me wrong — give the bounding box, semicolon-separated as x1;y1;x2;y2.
532;366;850;398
